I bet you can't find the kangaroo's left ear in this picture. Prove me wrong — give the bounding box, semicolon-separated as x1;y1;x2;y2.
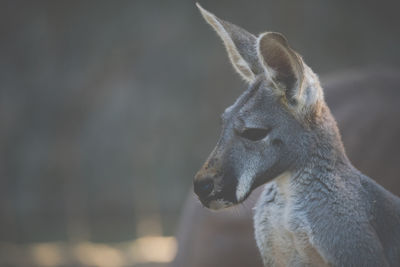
257;32;305;105
197;3;263;83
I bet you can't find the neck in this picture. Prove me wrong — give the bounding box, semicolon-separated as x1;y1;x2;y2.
294;104;353;187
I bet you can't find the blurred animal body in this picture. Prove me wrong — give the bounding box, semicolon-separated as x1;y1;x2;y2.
192;4;400;266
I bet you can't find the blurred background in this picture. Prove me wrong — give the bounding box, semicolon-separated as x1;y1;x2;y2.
1;0;400;266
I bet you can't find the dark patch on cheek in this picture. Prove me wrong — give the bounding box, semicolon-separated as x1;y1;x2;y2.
250;162;283;192
249;140;288;192
215;167;238;203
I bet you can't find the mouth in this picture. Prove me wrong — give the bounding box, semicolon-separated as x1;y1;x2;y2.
207;199;234;210
199;197;235;210
197;192;237;210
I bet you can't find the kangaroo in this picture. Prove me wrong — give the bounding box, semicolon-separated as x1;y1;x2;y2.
173;68;400;267
193;4;400;266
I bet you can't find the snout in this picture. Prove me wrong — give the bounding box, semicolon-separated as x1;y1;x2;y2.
193;151;238;210
193;170;237;210
193;169;220;208
193;177;214;199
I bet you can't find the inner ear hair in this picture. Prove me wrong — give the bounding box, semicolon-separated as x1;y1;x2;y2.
197;3;262;83
257;32;304;104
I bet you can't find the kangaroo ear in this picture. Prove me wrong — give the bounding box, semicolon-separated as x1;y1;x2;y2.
197;3;263;83
257;32;305;105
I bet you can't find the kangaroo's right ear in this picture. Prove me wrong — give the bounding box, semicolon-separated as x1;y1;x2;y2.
257;32;305;105
196;3;263;83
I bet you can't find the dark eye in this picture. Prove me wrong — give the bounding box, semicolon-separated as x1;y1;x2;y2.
240;128;271;141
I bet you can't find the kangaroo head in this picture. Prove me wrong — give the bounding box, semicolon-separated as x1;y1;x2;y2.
193;4;325;209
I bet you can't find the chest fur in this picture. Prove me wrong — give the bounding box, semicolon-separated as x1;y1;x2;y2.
254;179;327;267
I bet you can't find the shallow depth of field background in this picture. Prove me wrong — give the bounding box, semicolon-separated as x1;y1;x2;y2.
1;1;400;266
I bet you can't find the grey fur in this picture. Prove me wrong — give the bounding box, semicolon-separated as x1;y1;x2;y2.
194;4;400;266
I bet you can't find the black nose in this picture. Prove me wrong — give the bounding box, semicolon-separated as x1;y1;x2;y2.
194;178;214;199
